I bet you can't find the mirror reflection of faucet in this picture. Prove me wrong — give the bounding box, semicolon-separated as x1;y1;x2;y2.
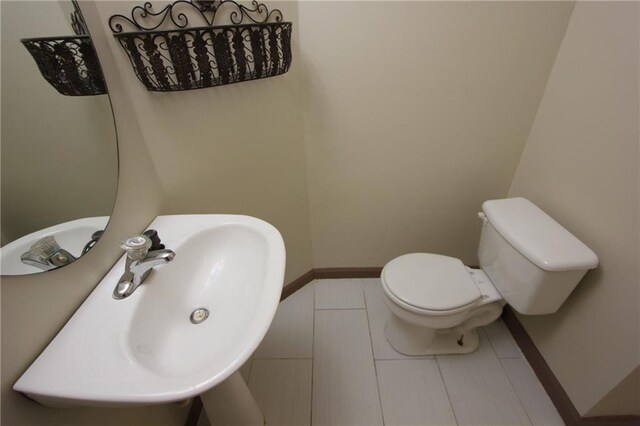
20;236;77;271
113;230;175;300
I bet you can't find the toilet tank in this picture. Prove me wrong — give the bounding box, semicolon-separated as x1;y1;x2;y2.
478;198;598;315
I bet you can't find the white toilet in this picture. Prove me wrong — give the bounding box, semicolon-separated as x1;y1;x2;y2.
381;197;598;356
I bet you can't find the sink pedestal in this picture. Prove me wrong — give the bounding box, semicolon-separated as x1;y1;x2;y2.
200;372;264;426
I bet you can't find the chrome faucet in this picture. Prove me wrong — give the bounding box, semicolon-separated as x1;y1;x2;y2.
113;232;175;300
20;236;76;271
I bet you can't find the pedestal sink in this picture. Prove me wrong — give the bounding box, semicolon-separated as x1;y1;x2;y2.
14;215;286;423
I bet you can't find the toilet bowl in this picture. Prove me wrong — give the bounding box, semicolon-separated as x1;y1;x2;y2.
381;253;504;355
381;198;599;356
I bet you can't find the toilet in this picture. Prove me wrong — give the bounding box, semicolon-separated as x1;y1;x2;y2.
381;197;598;356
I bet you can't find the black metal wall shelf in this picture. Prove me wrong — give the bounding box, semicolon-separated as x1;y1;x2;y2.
21;3;107;96
108;0;292;92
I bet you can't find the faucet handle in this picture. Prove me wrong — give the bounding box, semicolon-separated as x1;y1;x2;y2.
120;235;152;260
143;229;165;251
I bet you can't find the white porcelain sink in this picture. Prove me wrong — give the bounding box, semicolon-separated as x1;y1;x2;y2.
0;216;109;275
14;215;286;407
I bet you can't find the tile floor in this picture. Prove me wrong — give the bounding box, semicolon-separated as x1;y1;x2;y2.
199;279;564;426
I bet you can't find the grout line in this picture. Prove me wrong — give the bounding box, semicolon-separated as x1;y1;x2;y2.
434;356;460;426
252;357;314;360
364;286;387;426
484;326;500;359
481;325;525;361
375;357;435;361
485;320;524;360
375;355;435;360
314;307;366;311
481;328;535;425
484;324;503;359
499;357;536;426
375;358;435;362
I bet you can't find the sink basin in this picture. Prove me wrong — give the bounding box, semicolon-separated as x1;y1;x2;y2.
14;215;286;407
0;216;109;275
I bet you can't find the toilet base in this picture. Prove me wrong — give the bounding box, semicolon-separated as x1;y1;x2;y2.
385;315;480;356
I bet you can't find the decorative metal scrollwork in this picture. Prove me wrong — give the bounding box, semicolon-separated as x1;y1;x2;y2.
21;2;106;96
70;4;89;36
108;0;292;92
21;36;106;96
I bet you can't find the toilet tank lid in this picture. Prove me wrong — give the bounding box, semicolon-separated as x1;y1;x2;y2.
482;198;598;272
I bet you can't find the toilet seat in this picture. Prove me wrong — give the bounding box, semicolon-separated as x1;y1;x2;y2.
382;253;482;312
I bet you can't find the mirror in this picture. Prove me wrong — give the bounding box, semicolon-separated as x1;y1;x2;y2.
0;1;118;275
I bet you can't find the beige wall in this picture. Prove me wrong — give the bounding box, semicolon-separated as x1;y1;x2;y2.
586;366;640;417
0;1;186;425
508;1;639;416
299;1;575;268
91;1;314;283
0;1;118;243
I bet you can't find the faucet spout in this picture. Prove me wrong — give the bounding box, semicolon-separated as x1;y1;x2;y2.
113;232;175;300
130;249;176;286
20;252;56;271
20;236;76;271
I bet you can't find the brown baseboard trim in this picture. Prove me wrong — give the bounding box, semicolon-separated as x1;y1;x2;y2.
502;306;640;426
502;307;581;425
314;267;383;279
280;267;383;301
281;269;315;300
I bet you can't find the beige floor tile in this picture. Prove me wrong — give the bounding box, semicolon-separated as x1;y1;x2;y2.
314;279;365;309
376;359;457;425
437;331;531;425
484;319;522;358
248;278;558;426
254;283;315;358
501;358;565;425
313;310;383;426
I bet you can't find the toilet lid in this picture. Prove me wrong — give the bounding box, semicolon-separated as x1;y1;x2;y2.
382;253;481;311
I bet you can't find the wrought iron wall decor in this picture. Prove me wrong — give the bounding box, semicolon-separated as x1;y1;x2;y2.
21;2;106;96
108;0;292;92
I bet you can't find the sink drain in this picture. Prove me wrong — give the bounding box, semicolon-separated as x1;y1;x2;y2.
190;308;209;324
